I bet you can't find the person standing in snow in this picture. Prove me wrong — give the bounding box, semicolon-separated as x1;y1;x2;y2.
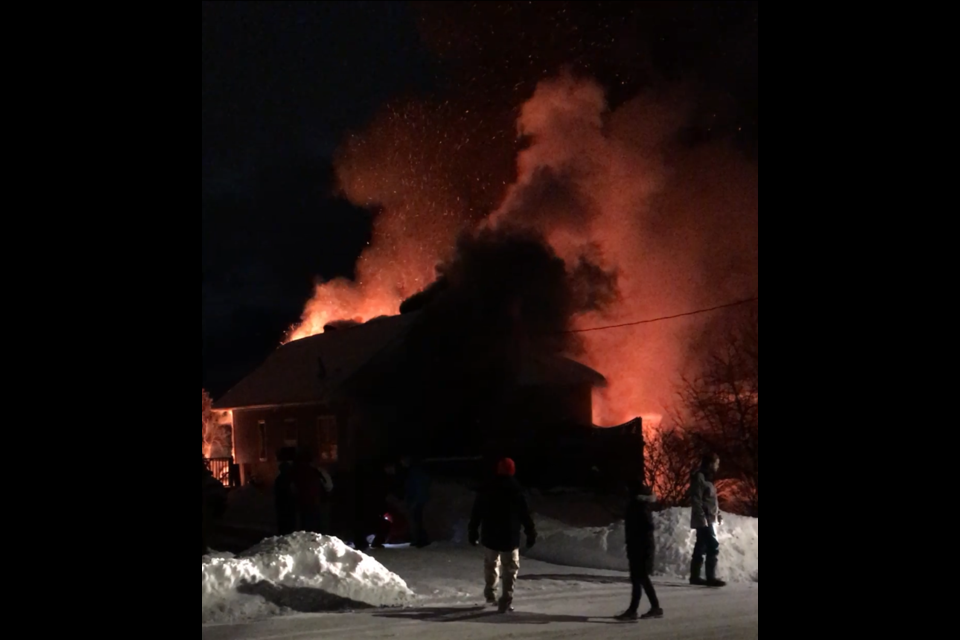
293;449;334;534
202;459;210;557
400;455;431;548
317;463;334;532
615;480;663;621
353;459;392;551
274;457;297;535
688;452;726;587
468;458;537;613
202;455;227;557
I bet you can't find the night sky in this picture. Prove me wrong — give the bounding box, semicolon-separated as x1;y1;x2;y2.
202;1;758;397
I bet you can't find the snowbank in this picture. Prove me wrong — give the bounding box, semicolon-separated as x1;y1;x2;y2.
526;507;757;583
202;533;415;624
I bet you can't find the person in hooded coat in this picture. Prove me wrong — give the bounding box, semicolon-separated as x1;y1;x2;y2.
468;458;536;613
615;479;663;621
688;452;726;587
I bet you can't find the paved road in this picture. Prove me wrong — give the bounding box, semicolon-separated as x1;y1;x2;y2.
203;581;757;639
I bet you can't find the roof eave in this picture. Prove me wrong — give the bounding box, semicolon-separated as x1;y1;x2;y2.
212;399;331;412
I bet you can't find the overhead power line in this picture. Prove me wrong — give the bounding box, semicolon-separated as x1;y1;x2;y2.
566;296;759;334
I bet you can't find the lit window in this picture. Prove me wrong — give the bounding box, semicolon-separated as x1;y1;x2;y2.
258;421;267;461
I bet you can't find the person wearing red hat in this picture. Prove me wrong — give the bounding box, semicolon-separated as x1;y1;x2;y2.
468;457;537;613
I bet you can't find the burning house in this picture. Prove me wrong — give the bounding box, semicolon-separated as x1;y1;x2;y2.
212;313;418;485
212;306;634;487
206;71;756;492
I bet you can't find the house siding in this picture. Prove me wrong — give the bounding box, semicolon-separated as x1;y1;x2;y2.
233;404;350;485
227;378;599;489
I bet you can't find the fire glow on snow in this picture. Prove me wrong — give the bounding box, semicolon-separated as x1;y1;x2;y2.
202;533;415;624
525;507;758;584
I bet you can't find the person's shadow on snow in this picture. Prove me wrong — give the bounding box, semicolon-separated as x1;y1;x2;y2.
519;573;629;585
374;606;618;625
520;573;694;589
237;582;374;613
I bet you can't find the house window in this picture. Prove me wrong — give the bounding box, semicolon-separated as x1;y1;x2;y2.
258;421;267;461
318;416;338;462
284;419;298;446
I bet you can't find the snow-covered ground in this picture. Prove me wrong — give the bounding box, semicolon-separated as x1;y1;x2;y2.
203;533;415;624
202;544;758;639
205;482;757;627
203;540;631;625
527;507;758;583
369;542;633;604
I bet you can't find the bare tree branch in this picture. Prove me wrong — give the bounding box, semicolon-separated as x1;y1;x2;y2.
644;422;699;507
648;311;758;516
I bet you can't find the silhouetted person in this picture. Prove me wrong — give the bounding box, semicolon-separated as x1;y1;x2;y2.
315;461;334;532
400;455;431;547
201;477;209;556
274;460;297;535
353;460;391;551
293;450;333;534
615;480;663;621
689;452;726;587
202;455;227;557
468;458;536;613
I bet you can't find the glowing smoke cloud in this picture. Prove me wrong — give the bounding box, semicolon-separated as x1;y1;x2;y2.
289;73;758;423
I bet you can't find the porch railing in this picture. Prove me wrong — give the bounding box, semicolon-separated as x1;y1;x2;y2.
204;457;238;488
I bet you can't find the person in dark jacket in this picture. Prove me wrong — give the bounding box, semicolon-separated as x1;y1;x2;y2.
688;452;726;587
274;460;297;536
468;458;536;613
353;460;391;551
202;456;227;557
293;449;334;534
400;455;431;548
202;478;210;557
615;480;663;621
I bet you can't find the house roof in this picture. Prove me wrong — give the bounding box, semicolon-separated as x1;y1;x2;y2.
214;310;607;410
516;353;607;388
212;312;421;410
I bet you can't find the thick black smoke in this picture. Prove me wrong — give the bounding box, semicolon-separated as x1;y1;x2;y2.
361;226;618;450
408;226;618;357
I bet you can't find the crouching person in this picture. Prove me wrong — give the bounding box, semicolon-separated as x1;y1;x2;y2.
616;480;663;621
468;458;537;613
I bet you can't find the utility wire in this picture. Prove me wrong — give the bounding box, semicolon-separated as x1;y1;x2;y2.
566;296;758;334
206;295;759;337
